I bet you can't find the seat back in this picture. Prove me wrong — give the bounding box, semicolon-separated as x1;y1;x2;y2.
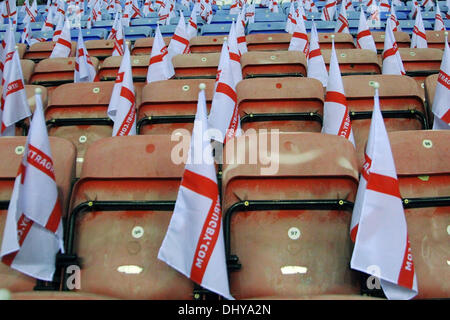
98;55;149;81
173;53;221;79
240;51;307;78
425;30;450;49
189;35;227;53
23;41;77;62
321;49;381;75
131;37;171;55
222;132;360;299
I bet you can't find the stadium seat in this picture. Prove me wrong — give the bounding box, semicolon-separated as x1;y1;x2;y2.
31;30;58;42
92;20;115;32
98;55;149;81
210;14;238;24
137;79;215;135
45;82;142;177
423;73;438;124
64;135;195;299
9;291;118;300
254;12;286;22
130;17;160;28
321;49;381;75
17;43;27;59
246;33;292;51
172;53;220;79
189;35;227;53
85;39;116;60
0;31;21;43
240;51;307;78
131;37;171;55
70;28;108;41
124;26;153;40
0;136;76;293
247;22;287;34
342;75;428;166
20;59;36;84
389;130;450;299
371;31;411;53
236;77;324;132
200;23;232;36
23;41;77;62
399;20;432;33
315;33;356;49
159;24;177;37
222;132;361;299
425;30;450;50
304;21;338;33
30;57;100;88
398;48;443;89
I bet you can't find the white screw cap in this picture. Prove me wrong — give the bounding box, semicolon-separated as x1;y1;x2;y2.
35;87;42;95
199;83;206;90
0;288;11;300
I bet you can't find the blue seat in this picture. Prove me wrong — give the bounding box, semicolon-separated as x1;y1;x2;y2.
304;21;336;33
92;20;114;32
398;20;417;33
31;30;54;41
159;24;177;37
0;31;21;43
170;16;204;26
247;22;287;34
347;11;361;20
421;11;437;21
200;23;232;36
306;12;323;21
445;19;450;29
254;12;286;22
210;14;238;24
71;28;107;41
124;26;153;40
142;12;160;19
130;17;160;28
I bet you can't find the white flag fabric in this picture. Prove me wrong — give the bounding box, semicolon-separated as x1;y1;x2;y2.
146;26;175;83
111;13;125;57
41;7;55;32
382;19;406;75
1;21;16;85
285;1;296;34
208;42;241;144
227;21;243;87
322;40;355;146
411;7;428;48
305;0;318;13
107;45;136;136
52;10;64;42
158;84;234;301
50;18;72;58
350;85;419;300
321;0;336;21
389;5;401;32
357;9;377;53
380;0;391;12
288;8;308;55
186;5;198;40
236;9;247;54
307;21;328;87
1;48;31;136
245;3;255;23
0;88;65;282
74;29;98;82
345;0;355;12
434;4;445;31
422;0;434;11
335;1;350;33
168;11;191;60
431;35;450;129
21;20;32;45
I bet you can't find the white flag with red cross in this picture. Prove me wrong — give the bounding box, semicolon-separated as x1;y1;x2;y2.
236;9;247;54
350;82;419;300
307;21;328;87
434;4;445;31
158;83;234;300
389;5;402;32
288;6;308;55
168;11;191;60
321;0;336;21
50;18;72;58
357;9;377;53
107;45;136;136
111;13;125;57
0;88;64;281
227;21;243;86
208;42;241;144
411;7;428;48
382;19;405;75
322;38;355;146
335;1;350;33
431;33;450;129
146;26;175;83
75;29;98;83
187;5;198;40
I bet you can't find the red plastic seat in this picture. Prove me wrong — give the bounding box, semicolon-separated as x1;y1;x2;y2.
23;41;77;62
46;82;143;177
372;31;411;52
425;31;450;50
321;49;381;75
241;51;307;78
65;135;195;299
237;77;324;133
173;53;220;79
131;37;171;55
222;132;361;299
20;59;35;84
389;130;450;299
424;73;438;123
98;55;150;82
189;35;227;53
0;136;76;292
137;79;215;135
342;75;427;167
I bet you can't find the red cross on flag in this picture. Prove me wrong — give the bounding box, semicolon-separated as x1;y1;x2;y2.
75;29;99;82
350;82;418;300
158;83;234;300
1;88;65;281
357;9;377;53
434;4;445;31
382;19;405;75
146;26;175;83
307;21;328;87
321;0;336;21
431;33;450;129
168;11;191;60
411;6;428;48
335;1;350;34
50;18;72;58
288;6;308;55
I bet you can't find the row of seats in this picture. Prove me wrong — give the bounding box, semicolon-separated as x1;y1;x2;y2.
9;74;436;178
0;130;448;299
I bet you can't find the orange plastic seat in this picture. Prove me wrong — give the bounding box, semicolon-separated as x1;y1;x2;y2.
173;53;220;79
189;35;227;53
23;41;77;61
315;32;356;49
237;77;324;133
342;75;427;166
29;57;100;88
240;51;307;78
222;132;361;299
45;82;143;177
0;136;76;292
17;43;27;59
131;37;171;55
425;31;450;50
372;31;411;52
398;48;443;89
20;59;36;84
98;55;150;81
84;39;114;60
321;49;381;75
10;291;118;300
137;79;215;135
389;130;450;299
64;135;195;299
424;73;438;123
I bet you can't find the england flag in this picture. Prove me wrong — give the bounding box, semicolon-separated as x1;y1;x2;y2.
146;26;175;83
431;33;450;129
